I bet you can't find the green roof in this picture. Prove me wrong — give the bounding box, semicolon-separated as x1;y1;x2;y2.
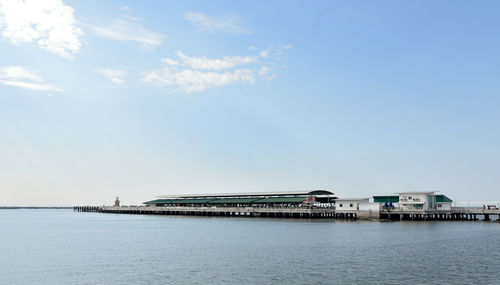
435;195;452;203
144;199;217;204
144;199;167;204
373;196;399;203
145;196;309;205
210;198;261;204
254;197;307;203
177;199;218;204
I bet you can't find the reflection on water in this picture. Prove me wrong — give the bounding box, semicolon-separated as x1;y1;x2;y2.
0;210;499;285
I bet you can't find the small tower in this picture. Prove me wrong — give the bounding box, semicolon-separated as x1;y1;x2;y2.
114;196;120;207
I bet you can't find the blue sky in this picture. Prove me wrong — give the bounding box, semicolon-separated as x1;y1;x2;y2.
1;0;499;206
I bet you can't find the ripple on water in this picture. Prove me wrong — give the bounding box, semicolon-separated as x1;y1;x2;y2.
0;210;499;285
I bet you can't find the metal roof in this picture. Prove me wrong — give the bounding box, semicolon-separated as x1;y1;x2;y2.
395;191;437;194
254;197;307;203
157;190;334;199
144;196;311;205
210;198;261;204
435;195;453;203
334;198;370;201
144;199;217;204
373;196;400;203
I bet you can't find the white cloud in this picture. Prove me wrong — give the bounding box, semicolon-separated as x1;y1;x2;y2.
120;14;140;21
0;66;63;92
0;0;82;59
260;49;271;58
88;19;164;49
143;46;291;93
98;68;126;86
259;45;293;59
185;13;249;34
258;66;276;81
175;51;257;70
143;68;254;93
161;58;180;66
143;51;259;93
259;66;271;76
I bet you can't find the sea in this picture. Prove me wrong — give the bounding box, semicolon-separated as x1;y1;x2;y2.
0;209;499;285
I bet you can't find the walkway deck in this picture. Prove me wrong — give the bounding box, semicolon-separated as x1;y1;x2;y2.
381;207;500;221
74;205;500;221
75;205;336;219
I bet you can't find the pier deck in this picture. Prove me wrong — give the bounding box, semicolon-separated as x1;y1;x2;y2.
75;205;336;219
381;207;500;221
74;205;500;221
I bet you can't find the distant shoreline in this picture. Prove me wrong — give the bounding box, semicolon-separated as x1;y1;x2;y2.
0;207;72;209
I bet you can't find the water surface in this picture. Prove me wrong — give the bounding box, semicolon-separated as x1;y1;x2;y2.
1;209;499;284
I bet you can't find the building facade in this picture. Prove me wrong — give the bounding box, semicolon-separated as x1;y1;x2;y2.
374;192;452;212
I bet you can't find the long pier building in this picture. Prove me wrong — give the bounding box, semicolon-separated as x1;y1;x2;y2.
146;190;336;207
74;190;500;221
76;190;336;218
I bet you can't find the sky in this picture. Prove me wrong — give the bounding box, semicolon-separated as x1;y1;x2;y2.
0;0;499;206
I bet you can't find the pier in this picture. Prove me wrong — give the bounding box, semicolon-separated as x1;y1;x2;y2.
74;205;336;219
74;190;500;221
74;205;500;221
380;207;500;221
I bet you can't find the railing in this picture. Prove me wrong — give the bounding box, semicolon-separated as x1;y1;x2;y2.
451;207;500;214
102;205;335;213
379;206;500;215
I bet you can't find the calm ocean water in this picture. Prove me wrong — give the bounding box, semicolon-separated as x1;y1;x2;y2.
0;209;499;285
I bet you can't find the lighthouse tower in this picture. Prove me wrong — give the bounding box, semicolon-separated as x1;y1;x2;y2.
114;197;120;207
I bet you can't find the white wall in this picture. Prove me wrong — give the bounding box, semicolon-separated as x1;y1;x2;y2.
336;200;358;211
399;193;430;211
358;203;381;219
336;199;370;211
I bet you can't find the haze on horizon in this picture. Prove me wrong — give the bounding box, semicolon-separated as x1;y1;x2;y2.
1;0;499;206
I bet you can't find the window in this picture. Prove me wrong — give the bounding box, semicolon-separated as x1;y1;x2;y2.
339;203;343;207
350;203;353;207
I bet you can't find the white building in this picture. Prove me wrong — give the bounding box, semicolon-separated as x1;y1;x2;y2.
335;198;380;219
335;198;370;211
397;191;452;211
